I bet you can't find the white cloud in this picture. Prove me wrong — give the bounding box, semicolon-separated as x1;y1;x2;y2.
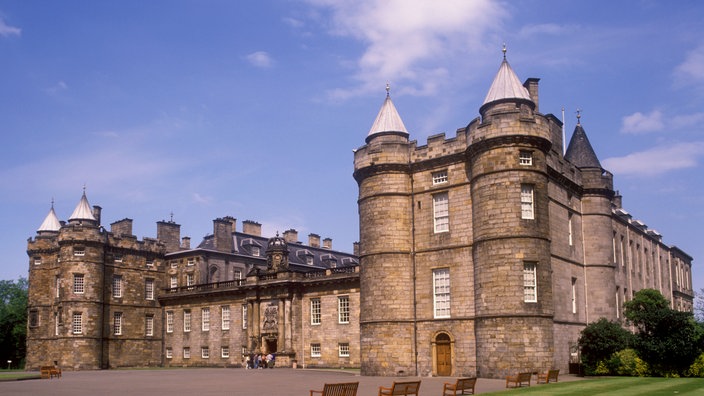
306;0;504;98
245;51;274;68
0;17;21;37
602;142;704;176
675;44;704;83
620;110;663;134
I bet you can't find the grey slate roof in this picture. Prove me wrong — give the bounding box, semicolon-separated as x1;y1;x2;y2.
68;192;96;222
483;57;533;106
367;91;408;139
564;123;602;169
38;205;61;232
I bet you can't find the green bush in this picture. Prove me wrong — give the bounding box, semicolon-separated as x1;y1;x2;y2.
687;353;704;377
611;349;649;377
579;318;633;375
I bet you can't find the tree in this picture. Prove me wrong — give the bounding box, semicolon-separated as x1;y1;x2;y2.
695;288;704;322
624;288;704;376
0;278;28;369
578;318;633;375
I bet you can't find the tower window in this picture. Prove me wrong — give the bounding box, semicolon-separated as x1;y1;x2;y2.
571;277;577;314
520;184;535;220
72;312;83;334
73;247;85;257
145;279;155;300
112;275;122;298
146;315;154;337
432;170;448;185
34;257;42;266
73;274;85;294
433;268;451;318
113;312;122;335
568;213;574;246
433;192;450;233
29;310;39;327
519;151;533;166
523;262;537;302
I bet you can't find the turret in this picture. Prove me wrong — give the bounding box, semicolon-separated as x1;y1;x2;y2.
354;86;415;376
468;48;555;377
565;117;616;321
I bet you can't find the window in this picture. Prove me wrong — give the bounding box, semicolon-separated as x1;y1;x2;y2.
113;312;122;335
433;268;451;318
34;256;42;265
311;298;321;325
433;192;449;233
170;261;177;269
187;258;195;266
234;269;242;280
184;310;191;332
311;343;321;358
146;315;154;337
221;306;231;330
201;347;209;359
73;274;85;294
146;259;154;268
571;278;577;314
615;287;620;319
523;262;537;302
186;274;194;287
112;275;122;298
221;347;230;358
73;247;85;256
568;214;573;246
242;304;247;329
202;307;210;331
520;184;534;220
145;279;154;300
183;347;191;359
339;343;350;357
170;275;178;289
251;246;260;257
338;296;350;324
165;347;173;359
519;151;533;165
432;170;448;185
55;276;60;298
166;311;174;333
72;312;82;334
306;256;314;265
29;310;39;327
114;254;123;263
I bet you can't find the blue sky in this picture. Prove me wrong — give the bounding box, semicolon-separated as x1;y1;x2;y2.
1;1;703;294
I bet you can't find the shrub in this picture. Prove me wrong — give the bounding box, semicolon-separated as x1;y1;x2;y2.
687;353;704;377
612;349;649;377
579;318;633;375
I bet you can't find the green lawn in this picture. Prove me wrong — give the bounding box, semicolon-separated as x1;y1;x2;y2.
485;377;704;395
0;370;41;381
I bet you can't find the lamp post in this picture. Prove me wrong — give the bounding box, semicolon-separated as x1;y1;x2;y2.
7;360;11;370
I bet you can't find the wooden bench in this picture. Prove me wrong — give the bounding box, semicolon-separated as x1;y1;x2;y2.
310;382;359;396
443;377;476;395
40;366;61;379
536;369;559;384
378;380;421;396
505;372;531;388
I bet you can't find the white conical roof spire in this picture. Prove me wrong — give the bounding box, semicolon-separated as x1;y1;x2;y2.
482;45;533;106
367;84;408;142
37;200;61;233
69;188;96;222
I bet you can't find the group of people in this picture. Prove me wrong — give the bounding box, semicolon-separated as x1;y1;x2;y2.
245;353;275;369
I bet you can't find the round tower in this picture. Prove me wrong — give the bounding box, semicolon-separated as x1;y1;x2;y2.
564;118;616;321
57;191;107;369
353;87;415;376
468;51;555;377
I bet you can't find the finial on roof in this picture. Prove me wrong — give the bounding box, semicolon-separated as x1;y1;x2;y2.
502;43;507;59
170;211;174;222
576;108;582;125
386;82;390;97
51;197;55;209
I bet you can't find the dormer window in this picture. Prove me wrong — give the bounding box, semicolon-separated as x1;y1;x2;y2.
306;256;314;265
251;246;260;257
519;151;533;166
432;170;448;185
241;238;263;257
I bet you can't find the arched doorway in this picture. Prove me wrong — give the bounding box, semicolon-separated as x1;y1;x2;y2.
435;333;452;376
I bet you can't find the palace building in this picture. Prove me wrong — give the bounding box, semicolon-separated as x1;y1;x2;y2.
26;53;693;378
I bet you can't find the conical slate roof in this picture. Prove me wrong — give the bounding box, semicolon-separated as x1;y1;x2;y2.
367;86;408;142
69;191;96;222
38;204;61;232
564;123;602;169
483;54;533;106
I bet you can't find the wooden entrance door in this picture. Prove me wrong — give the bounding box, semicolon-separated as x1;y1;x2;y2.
436;333;452;376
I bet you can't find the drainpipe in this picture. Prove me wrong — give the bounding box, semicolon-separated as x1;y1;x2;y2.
410;169;418;376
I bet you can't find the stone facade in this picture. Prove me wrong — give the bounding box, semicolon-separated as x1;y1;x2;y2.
353;55;694;378
26;54;694;378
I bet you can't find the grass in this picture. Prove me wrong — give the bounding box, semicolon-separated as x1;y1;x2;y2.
484;377;704;395
0;370;41;381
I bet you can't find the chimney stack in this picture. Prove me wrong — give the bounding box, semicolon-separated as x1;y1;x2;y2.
213;217;234;252
242;220;262;236
323;237;332;249
181;236;191;249
283;229;298;244
110;218;133;236
157;220;181;253
308;233;321;248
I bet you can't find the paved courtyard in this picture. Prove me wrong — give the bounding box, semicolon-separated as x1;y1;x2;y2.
0;367;583;395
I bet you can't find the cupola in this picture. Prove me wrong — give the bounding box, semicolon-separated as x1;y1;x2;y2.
366;84;409;143
37;200;61;234
68;189;97;225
